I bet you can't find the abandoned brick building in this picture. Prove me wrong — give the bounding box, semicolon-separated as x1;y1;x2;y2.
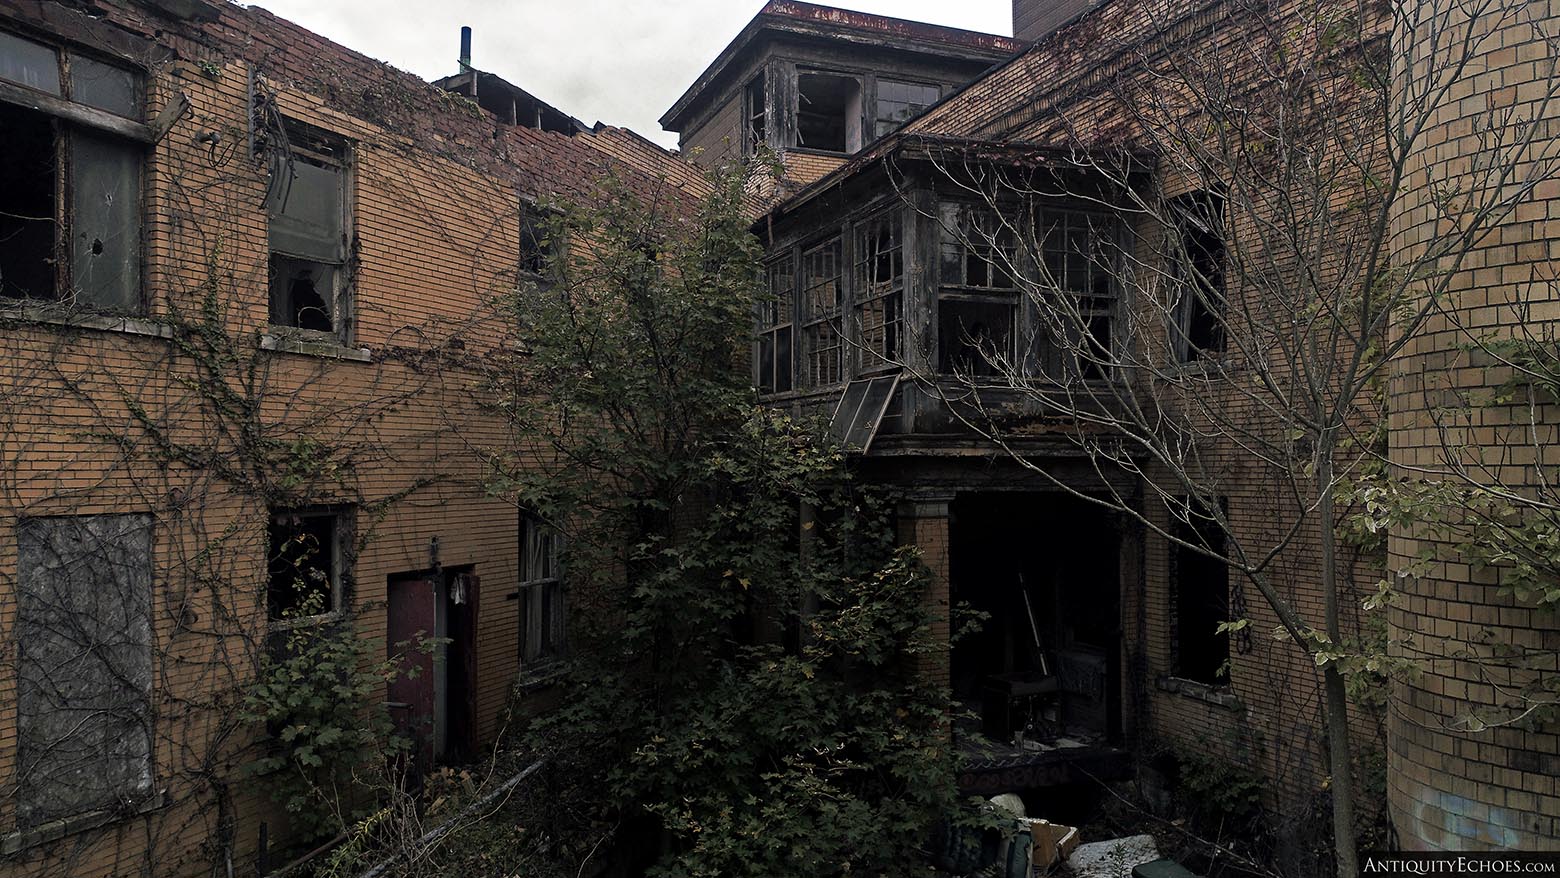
0;0;1557;875
0;0;704;875
670;0;1560;856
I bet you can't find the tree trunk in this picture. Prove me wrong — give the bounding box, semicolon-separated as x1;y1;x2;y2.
1317;447;1359;878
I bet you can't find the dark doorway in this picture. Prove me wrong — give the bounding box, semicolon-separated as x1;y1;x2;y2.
949;492;1122;740
386;567;480;770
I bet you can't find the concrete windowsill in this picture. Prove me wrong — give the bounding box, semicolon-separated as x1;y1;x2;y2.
260;332;372;362
1157;675;1244;711
0;305;174;340
1;791;165;855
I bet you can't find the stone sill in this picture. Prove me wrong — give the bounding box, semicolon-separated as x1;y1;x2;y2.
260;332;372;362
0;305;174;340
1157;675;1245;711
1;791;166;855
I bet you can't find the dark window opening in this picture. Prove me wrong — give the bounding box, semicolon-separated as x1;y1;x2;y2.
939;299;1013;377
1040;211;1118;381
745;75;767;155
267;127;347;338
519;203;557;277
519;512;566;668
757;256;794;394
874;79;939;139
795;72;862;154
1169;190;1227;362
1171;499;1230;685
855;212;903;366
939;204;1017;377
0;36;144;314
267;510;343;621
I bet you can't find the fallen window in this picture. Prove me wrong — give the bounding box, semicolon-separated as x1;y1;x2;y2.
757;255;794;394
0;31;143;312
267;125;348;339
1168;189;1227;362
795;71;862;154
1171;499;1230;685
874;79;939;139
855;210;903;366
800;237;844;387
16;514;153;826
938;204;1017;376
519;511;566;668
267;509;347;623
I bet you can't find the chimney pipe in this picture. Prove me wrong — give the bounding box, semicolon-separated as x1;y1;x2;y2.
459;26;472;71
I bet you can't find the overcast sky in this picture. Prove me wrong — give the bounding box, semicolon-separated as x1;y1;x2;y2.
247;1;1012;148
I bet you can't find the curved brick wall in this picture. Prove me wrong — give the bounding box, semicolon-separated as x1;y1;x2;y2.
1388;0;1560;851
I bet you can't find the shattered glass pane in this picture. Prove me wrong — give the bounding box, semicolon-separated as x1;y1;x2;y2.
70;129;142;313
269;254;337;332
0;31;61;95
16;514;153;826
71;54;141;118
269;156;344;263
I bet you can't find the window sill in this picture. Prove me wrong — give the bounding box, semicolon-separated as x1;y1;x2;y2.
269;610;345;632
515;663;569;693
260;332;371;362
786;145;856;159
1157;675;1244;711
2;791;166;856
0;305;173;340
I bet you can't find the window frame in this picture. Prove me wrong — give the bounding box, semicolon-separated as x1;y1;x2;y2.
518;511;567;671
792;68;864;155
1167;189;1229;363
853;209;904;372
936;202;1021;377
266;506;351;629
0;28;147;314
265;121;353;344
757;252;796;394
1168;497;1231;687
1036;207;1122;381
743;72;768;157
799;236;845;389
872;78;940;140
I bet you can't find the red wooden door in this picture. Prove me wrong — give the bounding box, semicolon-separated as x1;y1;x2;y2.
387;574;437;769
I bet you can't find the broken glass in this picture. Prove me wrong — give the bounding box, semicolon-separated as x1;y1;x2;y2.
70;129;142;312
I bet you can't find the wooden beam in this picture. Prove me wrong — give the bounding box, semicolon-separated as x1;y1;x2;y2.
0;79;153;143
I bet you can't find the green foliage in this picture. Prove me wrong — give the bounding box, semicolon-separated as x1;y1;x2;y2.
239;586;414;839
487;166;964;875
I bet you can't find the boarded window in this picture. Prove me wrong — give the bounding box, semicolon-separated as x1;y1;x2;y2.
267;509;345;622
16;514;153;826
0;32;143;312
795;72;862;154
519;512;565;668
267;125;348;338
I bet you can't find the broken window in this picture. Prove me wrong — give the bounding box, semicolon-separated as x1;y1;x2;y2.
519;511;565;668
267;125;348;339
744;74;767;156
1040;210;1119;381
757;255;794;394
874;79;939;139
795;71;862;154
1168;189;1227;362
1170;499;1230;685
267;509;347;623
938;204;1018;376
519;201;558;278
800;237;844;387
16;514;153;826
854;211;903;367
0;31;143;312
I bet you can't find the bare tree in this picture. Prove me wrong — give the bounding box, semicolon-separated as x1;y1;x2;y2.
883;0;1560;873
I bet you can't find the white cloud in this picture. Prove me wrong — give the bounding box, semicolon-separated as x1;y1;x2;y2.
246;0;1012;147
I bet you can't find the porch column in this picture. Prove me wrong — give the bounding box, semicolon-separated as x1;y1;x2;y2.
898;493;954;688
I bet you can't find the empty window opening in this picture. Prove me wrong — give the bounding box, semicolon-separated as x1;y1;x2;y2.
267;509;345;622
795;72;862;154
267;126;347;338
16;514;153;826
1169;190;1227;362
1171;499;1229;685
745;74;767;155
939;204;1018;377
519;512;566;668
0;33;143;313
874;79;939;139
800;238;844;387
1040;211;1119;381
757;256;794;394
855;211;903;366
519;202;558;277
